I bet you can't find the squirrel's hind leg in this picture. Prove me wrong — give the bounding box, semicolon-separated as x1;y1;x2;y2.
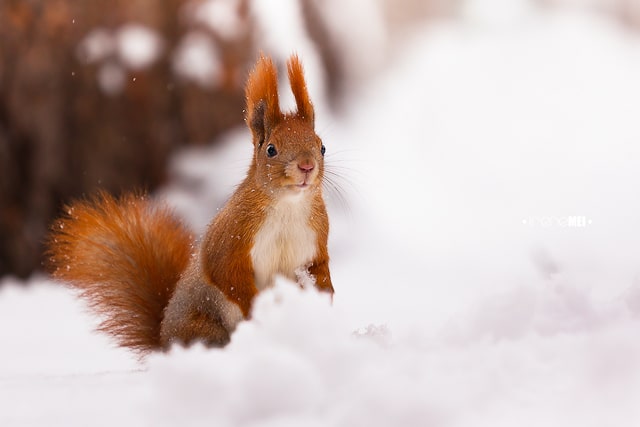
159;261;244;350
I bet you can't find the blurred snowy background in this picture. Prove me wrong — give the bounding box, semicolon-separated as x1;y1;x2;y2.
2;0;640;425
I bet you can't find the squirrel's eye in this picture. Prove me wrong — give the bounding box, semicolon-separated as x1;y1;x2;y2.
320;145;326;156
266;144;278;158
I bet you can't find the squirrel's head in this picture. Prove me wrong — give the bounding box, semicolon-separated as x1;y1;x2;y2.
245;54;325;196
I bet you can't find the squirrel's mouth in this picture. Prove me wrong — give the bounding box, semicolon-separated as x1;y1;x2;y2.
291;182;311;191
298;173;320;188
283;167;320;192
287;178;315;192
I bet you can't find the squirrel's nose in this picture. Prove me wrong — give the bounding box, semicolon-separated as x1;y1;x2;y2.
298;161;314;173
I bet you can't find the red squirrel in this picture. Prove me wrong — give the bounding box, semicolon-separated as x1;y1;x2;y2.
47;54;334;354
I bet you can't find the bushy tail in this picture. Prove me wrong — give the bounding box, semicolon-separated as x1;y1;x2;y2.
46;191;193;354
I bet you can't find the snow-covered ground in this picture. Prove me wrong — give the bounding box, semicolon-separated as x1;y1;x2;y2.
3;6;640;426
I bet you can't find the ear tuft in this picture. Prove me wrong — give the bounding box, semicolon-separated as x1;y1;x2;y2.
287;54;315;126
245;54;283;145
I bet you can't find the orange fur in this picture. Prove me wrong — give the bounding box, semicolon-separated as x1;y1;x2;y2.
245;54;283;144
47;54;333;354
46;191;192;354
287;55;315;124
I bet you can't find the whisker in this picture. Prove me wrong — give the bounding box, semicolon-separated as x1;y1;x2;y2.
322;177;352;216
321;155;363;218
325;148;363;156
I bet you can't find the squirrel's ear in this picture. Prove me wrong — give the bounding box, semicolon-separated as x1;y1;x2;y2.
245;54;283;146
287;54;315;127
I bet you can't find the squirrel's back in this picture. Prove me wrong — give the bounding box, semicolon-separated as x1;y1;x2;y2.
47;191;193;354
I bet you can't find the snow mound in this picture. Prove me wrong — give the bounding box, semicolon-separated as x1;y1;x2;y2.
145;279;640;427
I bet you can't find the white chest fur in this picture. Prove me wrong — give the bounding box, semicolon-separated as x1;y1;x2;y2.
251;193;318;290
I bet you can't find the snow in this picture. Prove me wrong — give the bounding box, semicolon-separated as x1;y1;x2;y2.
115;24;164;71
96;62;126;95
304;0;389;83
191;0;247;40
4;6;640;426
77;28;115;64
77;24;163;94
172;31;224;88
462;0;538;25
